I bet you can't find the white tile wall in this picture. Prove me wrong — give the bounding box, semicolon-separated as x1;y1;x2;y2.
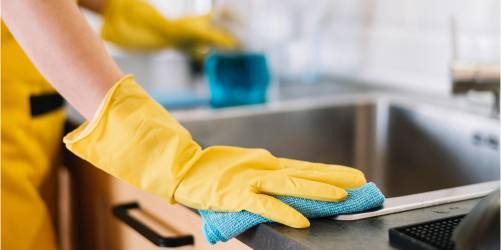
315;0;500;94
84;0;499;95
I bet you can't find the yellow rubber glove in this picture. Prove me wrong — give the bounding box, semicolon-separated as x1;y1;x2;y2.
64;75;366;228
101;0;237;56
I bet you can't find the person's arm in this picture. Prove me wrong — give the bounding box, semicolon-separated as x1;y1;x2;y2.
3;0;122;120
4;0;368;230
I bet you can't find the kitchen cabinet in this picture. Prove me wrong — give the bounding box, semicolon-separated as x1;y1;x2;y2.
62;148;250;250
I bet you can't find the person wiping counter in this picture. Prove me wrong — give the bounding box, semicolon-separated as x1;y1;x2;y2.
1;0;374;249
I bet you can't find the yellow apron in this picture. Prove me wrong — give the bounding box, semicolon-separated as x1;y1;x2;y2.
1;22;65;250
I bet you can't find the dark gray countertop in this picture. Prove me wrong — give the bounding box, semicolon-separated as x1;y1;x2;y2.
236;199;480;250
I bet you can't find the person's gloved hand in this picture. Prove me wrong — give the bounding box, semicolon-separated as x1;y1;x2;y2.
101;0;237;56
64;75;366;228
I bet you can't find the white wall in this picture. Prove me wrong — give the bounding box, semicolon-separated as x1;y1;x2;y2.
314;0;500;94
84;0;500;95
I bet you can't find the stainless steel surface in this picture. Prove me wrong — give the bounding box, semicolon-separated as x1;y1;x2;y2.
179;95;500;200
333;181;499;220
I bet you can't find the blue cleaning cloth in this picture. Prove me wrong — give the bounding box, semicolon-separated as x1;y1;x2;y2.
199;182;385;244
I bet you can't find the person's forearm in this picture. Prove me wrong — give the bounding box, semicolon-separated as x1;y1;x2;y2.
3;0;123;120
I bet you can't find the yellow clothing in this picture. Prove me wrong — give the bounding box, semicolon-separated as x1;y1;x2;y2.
64;75;366;228
1;22;65;250
101;0;236;60
1;1;235;249
1;0;363;246
102;0;236;50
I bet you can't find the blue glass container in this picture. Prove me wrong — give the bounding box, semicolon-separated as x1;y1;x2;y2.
205;52;270;108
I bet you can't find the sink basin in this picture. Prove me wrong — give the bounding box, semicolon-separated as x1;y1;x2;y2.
179;95;500;198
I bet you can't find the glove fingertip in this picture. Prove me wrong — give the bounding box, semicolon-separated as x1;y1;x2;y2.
247;194;310;228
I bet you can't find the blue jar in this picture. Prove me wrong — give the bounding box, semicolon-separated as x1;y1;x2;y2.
205;52;270;108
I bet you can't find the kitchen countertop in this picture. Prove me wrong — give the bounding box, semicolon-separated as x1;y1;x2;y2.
236;198;481;249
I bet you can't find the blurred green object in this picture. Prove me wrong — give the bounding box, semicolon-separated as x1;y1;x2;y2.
205;52;270;108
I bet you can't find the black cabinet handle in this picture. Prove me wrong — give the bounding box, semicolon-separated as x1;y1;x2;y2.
112;202;194;247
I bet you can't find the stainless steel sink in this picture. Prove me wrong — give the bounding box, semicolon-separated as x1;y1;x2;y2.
178;95;500;214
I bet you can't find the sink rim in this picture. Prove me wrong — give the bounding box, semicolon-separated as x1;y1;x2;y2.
174;93;498;124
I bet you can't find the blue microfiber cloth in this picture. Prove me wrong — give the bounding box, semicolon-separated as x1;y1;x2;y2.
199;182;385;244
